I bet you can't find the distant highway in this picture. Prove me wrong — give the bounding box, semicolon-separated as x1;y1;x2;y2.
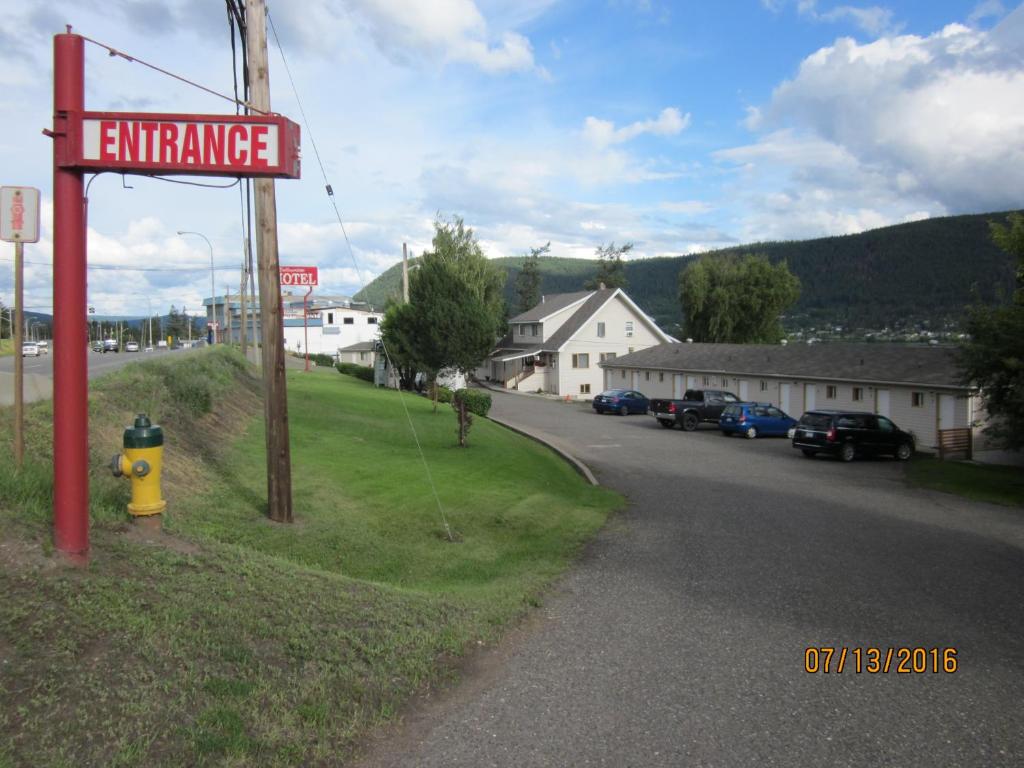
0;345;203;405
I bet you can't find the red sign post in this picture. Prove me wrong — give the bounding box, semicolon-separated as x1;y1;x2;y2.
281;267;318;371
49;31;301;562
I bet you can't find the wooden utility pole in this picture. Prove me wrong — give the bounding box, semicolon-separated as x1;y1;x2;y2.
402;242;409;303
239;259;248;356
13;241;24;468
246;0;293;523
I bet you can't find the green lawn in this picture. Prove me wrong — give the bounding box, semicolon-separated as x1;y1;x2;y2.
905;454;1024;507
0;350;620;766
0;338;13;357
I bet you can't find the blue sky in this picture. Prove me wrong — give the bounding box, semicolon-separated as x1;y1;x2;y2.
1;0;1021;317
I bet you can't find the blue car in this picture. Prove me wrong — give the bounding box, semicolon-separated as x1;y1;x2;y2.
592;389;649;416
719;402;798;438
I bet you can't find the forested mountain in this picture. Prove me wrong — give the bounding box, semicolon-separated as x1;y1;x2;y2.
355;210;1020;334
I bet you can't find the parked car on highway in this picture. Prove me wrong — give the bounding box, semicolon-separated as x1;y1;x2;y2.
91;340;103;352
792;410;915;462
592;389;649;416
125;341;140;352
36;340;49;353
720;403;798;439
102;338;119;353
22;342;40;357
649;389;741;430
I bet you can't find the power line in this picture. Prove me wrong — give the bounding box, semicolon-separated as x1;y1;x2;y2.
267;10;454;542
0;257;240;272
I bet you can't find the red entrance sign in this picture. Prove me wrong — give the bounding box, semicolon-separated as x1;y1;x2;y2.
63;111;301;179
280;266;318;287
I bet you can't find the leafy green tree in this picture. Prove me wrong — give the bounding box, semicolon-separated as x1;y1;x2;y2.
958;213;1024;450
515;241;549;313
379;301;422;390
394;216;506;444
584;242;632;290
679;255;800;343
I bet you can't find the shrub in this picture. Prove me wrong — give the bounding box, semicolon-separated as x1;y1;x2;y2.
434;385;453;404
308;353;336;368
335;361;375;382
454;388;491;417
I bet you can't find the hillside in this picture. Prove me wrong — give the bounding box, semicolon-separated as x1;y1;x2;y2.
355;210;1021;333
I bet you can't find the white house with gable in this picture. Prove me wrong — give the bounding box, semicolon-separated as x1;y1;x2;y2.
481;287;675;397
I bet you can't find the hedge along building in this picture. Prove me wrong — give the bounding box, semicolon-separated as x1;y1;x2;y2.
481;287;675;397
599;342;976;452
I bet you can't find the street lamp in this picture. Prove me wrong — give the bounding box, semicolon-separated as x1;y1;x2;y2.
177;230;216;343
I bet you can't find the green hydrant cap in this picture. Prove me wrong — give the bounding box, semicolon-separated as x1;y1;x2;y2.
123;413;163;449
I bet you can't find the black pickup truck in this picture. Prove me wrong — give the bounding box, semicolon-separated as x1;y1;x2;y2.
648;389;741;430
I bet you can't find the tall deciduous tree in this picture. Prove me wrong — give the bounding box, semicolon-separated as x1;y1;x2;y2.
958;212;1024;450
515;241;549;313
389;216;506;445
584;242;632;290
678;255;800;343
379;300;422;390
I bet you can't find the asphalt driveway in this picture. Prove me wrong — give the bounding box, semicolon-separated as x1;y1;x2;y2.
356;389;1024;767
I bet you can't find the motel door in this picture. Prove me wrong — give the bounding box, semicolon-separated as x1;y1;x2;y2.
779;383;791;414
804;383;816;411
673;374;685;399
738;380;749;400
876;389;891;417
939;394;955;429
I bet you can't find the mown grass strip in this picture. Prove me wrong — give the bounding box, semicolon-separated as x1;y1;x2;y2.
0;348;620;766
905;454;1024;507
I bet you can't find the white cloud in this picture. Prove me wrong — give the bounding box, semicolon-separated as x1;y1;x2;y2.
722;14;1024;233
968;0;1007;25
763;0;902;36
659;201;715;214
582;107;691;148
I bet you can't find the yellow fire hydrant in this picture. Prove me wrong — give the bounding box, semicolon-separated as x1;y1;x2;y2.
110;414;166;518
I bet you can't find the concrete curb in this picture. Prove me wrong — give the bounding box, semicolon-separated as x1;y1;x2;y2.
484;412;600;487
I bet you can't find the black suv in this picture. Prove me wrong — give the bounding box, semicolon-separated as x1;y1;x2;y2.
792;410;915;462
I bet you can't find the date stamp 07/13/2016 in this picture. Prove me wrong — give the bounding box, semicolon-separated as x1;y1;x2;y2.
804;647;958;674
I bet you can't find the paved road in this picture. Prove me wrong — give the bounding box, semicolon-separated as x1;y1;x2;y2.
357;389;1024;767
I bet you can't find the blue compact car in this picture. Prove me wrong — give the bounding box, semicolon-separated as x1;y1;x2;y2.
592;389;649;416
719;402;798;438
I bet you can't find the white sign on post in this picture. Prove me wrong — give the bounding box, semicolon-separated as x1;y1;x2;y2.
0;187;41;243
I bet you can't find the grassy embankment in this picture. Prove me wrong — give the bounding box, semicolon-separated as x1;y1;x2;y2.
0;348;619;767
905;454;1024;507
0;339;13;357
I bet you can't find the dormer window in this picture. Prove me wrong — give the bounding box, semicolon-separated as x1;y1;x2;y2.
597;322;606;338
625;321;634;338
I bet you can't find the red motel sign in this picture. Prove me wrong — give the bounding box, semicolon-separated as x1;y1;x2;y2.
280;266;318;287
61;111;301;179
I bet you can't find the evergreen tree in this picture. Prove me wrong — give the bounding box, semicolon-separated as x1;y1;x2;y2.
515;242;549;313
958;213;1024;450
584;242;632;290
678;255;800;343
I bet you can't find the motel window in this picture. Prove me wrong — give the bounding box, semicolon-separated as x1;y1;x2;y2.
645;371;650;381
359;352;367;361
327;312;334;324
659;372;664;382
760;380;768;392
621;371;626;380
702;376;711;386
344;317;354;325
580;384;591;395
912;392;925;407
852;387;864;402
597;322;606;338
826;385;837;399
625;321;634;337
367;317;377;324
599;352;617;362
572;353;590;368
